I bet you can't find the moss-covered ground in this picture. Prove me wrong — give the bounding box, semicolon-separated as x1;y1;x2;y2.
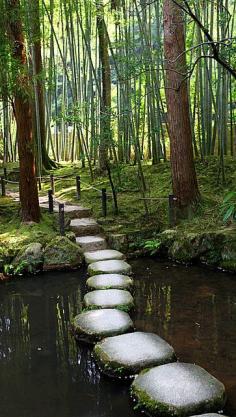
0;157;235;260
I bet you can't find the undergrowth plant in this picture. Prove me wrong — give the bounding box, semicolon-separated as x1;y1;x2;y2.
221;192;236;223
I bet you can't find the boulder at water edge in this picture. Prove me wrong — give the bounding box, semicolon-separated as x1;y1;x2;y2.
94;332;176;378
12;242;43;274
84;289;134;312
72;309;134;343
88;259;132;276
86;274;134;290
131;362;226;417
43;236;83;270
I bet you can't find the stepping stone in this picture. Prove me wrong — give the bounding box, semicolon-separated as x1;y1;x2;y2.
70;218;101;236
84;289;134;312
76;235;107;252
131;363;226;417
94;332;176;378
86;274;133;290
191;415;229;417
40;203;91;218
84;249;125;264
72;309;134;343
88;259;132;276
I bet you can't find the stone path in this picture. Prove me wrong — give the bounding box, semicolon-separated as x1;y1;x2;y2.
44;197;228;417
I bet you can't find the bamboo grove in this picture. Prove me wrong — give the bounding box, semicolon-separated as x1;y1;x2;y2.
0;0;236;220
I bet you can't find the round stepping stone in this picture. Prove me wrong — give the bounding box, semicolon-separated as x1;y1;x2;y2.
94;332;176;378
72;309;133;343
131;363;226;417
84;249;125;264
84;289;134;312
76;236;107;252
86;274;134;290
191;415;229;417
88;259;132;276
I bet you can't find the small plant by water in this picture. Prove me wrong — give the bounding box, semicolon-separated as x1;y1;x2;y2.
221;192;236;223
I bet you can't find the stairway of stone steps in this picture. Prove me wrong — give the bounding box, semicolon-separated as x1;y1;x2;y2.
39;196;227;417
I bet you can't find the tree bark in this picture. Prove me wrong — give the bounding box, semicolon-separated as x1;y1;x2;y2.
97;1;112;172
31;0;57;170
7;0;40;222
163;0;200;210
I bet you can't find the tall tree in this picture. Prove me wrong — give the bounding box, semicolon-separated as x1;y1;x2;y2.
163;0;200;210
30;0;57;170
6;0;40;222
96;0;112;171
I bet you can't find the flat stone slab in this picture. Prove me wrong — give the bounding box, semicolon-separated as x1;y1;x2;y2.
84;289;134;312
84;249;125;264
190;414;228;417
88;259;132;276
76;235;107;252
72;309;133;343
70;218;101;236
94;332;176;378
86;274;133;290
131;363;226;417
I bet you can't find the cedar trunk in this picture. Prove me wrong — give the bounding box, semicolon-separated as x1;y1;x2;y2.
8;0;40;222
163;0;199;209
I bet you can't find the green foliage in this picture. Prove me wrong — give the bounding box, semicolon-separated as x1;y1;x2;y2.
221;192;236;223
143;239;161;255
4;260;29;276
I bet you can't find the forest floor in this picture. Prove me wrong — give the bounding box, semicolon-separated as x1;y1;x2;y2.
0;157;235;258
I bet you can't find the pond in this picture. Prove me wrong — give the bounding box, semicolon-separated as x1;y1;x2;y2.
0;258;235;417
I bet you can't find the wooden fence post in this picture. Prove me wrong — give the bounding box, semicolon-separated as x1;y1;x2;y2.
102;188;107;217
50;174;55;194
76;176;81;200
59;203;65;236
48;190;54;213
1;177;5;197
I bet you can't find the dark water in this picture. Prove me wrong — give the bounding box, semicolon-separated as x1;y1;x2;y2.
0;259;236;417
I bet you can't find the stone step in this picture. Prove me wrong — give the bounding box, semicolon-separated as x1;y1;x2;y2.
94;332;176;378
131;363;226;417
40;199;91;219
86;274;134;291
84;249;125;264
76;235;107;252
83;289;134;312
70;218;101;236
72;309;134;344
88;259;132;276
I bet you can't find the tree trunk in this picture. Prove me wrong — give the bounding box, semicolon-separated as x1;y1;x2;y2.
31;0;57;170
97;1;112;172
163;0;200;210
7;0;40;222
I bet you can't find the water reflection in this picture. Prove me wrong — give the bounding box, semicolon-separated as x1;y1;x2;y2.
132;258;236;416
0;261;235;416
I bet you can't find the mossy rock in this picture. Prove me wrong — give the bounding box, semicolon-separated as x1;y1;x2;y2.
168;234;200;263
43;236;83;271
0;247;16;270
12;243;44;274
198;232;225;266
220;232;236;272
